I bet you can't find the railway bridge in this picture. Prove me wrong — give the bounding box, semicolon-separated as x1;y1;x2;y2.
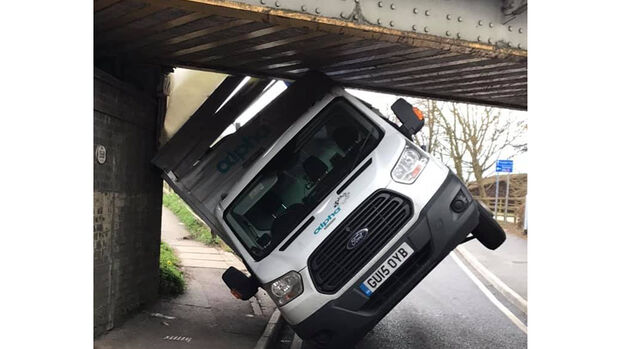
93;0;527;335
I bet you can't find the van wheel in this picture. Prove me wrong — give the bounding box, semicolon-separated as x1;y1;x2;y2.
471;201;506;250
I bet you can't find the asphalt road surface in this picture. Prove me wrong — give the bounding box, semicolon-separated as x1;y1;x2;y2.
355;254;527;349
283;253;527;349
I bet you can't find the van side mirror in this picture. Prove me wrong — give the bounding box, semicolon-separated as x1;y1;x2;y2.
222;267;259;300
391;98;425;136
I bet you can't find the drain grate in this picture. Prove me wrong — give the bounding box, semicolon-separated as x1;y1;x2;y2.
163;335;192;343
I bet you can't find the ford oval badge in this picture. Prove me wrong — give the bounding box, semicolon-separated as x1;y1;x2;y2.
346;228;369;250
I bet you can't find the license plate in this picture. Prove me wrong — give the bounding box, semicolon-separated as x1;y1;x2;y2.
359;242;414;296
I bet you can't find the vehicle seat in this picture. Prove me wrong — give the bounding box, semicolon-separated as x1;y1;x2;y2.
245;190;282;230
333;126;359;152
303;156;328;183
271;203;307;241
330;153;344;167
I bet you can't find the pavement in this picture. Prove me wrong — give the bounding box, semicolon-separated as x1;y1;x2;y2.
462;230;527;300
94;207;277;349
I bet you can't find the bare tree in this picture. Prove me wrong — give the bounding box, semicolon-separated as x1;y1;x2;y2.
450;103;526;198
412;99;444;160
349;90;526;194
435;102;469;181
413;99;526;195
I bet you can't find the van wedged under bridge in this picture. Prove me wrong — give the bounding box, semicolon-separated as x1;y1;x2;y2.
152;72;507;347
94;0;527;110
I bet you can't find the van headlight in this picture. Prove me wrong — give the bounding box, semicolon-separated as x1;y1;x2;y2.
391;143;428;184
266;271;303;306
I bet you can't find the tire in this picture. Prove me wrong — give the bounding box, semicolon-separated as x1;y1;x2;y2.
471;201;506;250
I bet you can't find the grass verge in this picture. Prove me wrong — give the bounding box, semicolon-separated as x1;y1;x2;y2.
163;191;216;245
162;190;231;251
159;242;185;296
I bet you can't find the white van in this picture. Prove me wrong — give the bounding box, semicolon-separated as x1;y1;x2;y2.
153;72;506;348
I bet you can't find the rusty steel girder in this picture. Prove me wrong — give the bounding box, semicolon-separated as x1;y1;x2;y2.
94;0;527;109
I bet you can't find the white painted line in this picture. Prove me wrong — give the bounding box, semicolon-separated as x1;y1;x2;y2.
455;246;527;314
254;310;283;349
451;252;527;334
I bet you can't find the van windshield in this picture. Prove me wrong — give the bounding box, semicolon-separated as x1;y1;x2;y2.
224;98;383;260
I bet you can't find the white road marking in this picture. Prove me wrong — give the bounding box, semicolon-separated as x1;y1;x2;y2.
456;246;527;314
451;252;527;334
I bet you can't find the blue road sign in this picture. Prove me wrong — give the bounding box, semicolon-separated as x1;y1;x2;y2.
496;160;513;173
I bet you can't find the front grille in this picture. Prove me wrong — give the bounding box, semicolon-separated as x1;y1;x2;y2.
308;190;413;294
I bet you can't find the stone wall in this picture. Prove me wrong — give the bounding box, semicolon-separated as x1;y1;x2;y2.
93;67;164;336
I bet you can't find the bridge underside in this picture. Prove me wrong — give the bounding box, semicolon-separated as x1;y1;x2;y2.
95;0;527;110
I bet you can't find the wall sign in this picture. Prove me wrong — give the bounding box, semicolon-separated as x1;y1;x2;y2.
96;145;107;164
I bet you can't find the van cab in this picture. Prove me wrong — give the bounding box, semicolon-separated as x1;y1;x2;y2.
153;72;506;348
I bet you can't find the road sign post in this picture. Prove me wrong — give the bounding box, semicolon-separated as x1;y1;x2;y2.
504;174;510;221
523;195;528;234
494;173;499;217
495;160;514;221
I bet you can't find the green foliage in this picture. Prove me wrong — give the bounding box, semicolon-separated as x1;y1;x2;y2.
159;242;185;296
163;191;215;244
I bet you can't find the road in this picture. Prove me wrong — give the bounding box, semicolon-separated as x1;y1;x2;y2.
284;253;527;349
356;254;526;348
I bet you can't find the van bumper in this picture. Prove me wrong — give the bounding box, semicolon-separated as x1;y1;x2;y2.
290;172;479;347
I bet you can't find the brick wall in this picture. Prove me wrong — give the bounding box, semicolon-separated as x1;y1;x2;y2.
94;67;164;336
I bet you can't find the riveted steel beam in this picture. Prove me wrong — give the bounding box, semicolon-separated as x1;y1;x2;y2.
95;0;528;109
143;0;527;59
217;0;527;50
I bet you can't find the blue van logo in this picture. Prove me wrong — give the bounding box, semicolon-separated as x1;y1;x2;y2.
313;206;341;235
216;124;270;173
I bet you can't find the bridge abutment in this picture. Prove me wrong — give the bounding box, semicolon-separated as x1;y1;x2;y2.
93;63;168;336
